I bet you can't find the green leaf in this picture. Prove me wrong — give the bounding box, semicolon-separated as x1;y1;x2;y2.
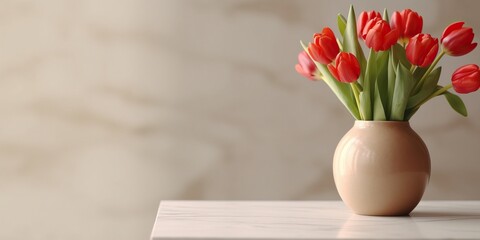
382;8;389;22
421;67;441;90
407;67;441;109
390;63;414;121
444;91;468;117
404;85;442;121
358;92;370;120
300;41;361;119
375;51;390;116
387;52;396;119
362;49;377;120
373;79;387;120
343;5;366;83
391;43;411;70
376;51;389;80
404;106;419;121
337;14;347;38
413;66;428;81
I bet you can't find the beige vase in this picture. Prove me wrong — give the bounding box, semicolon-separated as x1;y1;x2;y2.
333;121;431;216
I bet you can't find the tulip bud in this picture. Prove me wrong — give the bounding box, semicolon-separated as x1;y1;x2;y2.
357;11;381;37
406;34;439;67
308;27;340;64
327;52;361;83
361;17;400;52
451;64;480;94
441;22;477;56
295;51;318;80
391;9;423;43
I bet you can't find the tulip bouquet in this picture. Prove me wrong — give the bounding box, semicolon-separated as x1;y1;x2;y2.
295;6;479;120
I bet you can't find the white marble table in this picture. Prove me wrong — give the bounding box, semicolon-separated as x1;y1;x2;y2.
151;201;480;239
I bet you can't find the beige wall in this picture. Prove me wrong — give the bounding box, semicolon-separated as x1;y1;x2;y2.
0;0;479;239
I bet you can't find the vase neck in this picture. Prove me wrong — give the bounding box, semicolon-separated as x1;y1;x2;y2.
354;121;411;129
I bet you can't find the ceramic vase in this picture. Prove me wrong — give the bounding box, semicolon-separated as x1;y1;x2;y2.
333;121;431;216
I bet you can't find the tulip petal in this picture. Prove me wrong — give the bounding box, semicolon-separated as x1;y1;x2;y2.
390;11;403;32
298;51;316;73
390;9;423;41
455;43;476;56
383;29;400;50
441;21;464;42
358;11;381;38
452;64;480;93
422;40;439;67
365;29;380;51
452;64;478;79
309;44;328;64
327;64;340;81
348;54;361;74
322;27;336;39
404;11;423;38
406;36;422;65
295;64;312;79
448;28;474;45
362;18;379;39
338;61;356;83
357;12;368;37
321;37;340;60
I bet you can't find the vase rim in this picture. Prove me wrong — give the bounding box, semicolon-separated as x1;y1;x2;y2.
354;120;409;123
354;120;411;127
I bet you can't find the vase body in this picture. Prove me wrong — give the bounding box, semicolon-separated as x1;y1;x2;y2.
333;121;430;216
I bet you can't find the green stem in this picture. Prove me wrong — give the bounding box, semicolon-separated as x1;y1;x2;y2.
353;81;363;92
350;83;363;120
410;65;417;74
413;50;446;93
413;83;453;110
313;70;323;80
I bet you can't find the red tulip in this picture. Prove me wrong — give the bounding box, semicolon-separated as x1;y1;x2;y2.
357;11;381;37
441;22;477;56
327;52;361;83
295;51;317;80
361;17;400;52
390;9;423;43
406;34;439;67
451;64;480;94
308;27;340;64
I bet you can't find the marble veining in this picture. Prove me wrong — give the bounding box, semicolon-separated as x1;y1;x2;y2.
152;201;480;239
